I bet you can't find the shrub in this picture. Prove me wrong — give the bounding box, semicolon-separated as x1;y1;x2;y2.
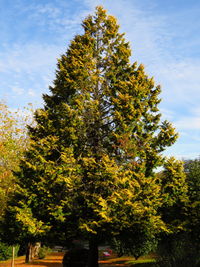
38;246;51;259
156;233;200;267
0;242;19;261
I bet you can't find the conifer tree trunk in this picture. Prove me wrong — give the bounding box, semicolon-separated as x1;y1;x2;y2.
88;238;99;267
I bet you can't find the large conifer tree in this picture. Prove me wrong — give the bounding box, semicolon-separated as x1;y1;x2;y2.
13;7;187;266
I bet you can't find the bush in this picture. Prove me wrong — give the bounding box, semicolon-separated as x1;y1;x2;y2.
156;233;200;267
38;246;51;259
0;242;19;261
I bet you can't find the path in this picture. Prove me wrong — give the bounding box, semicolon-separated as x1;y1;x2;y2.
0;252;133;267
0;253;63;267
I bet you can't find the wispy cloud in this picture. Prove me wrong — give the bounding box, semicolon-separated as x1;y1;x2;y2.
164;142;200;160
155;60;200;108
0;43;64;74
17;1;88;38
11;86;24;95
28;89;36;97
174;106;200;133
160;108;176;121
175;117;200;131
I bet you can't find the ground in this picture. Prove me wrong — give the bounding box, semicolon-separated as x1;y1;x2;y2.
0;253;63;267
0;252;136;267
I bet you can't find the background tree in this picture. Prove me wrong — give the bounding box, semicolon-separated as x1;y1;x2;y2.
11;7;187;267
0;101;32;261
0;101;31;220
152;158;200;267
111;157;187;261
184;158;200;206
181;158;200;266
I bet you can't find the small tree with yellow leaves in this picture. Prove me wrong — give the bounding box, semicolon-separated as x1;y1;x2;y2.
0;101;30;220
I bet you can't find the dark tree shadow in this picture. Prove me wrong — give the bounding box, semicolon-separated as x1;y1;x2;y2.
29;260;62;267
28;252;63;267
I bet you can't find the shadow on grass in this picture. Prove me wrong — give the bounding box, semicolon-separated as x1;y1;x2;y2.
100;260;128;264
99;259;133;266
31;254;63;267
27;252;63;267
29;261;62;267
99;255;157;267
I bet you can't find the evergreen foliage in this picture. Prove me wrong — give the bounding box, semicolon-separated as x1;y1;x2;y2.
9;7;187;266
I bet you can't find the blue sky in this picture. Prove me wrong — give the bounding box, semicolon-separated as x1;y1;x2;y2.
0;0;200;159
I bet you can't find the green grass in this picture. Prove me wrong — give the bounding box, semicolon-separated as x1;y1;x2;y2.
99;251;157;266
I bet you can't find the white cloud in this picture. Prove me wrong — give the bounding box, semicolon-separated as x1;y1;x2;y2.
160;108;176;120
21;1;87;37
190;107;200;116
0;43;64;75
175;117;200;131
11;86;24;95
154;59;200;107
33;5;61;18
170;100;200;134
164;142;200;160
28;89;36;97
